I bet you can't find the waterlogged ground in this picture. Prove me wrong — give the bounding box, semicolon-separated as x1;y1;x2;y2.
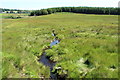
2;13;118;78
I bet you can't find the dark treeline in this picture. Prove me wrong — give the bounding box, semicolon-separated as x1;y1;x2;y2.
29;7;120;16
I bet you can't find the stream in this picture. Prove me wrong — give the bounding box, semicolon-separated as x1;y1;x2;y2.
39;52;56;78
38;35;60;79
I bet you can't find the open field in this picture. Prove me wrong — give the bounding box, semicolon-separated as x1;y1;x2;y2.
1;13;29;19
2;12;118;78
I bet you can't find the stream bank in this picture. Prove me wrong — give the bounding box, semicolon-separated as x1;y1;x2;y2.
38;30;61;79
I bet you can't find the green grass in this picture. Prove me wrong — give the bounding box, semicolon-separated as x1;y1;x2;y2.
1;13;29;19
2;12;118;78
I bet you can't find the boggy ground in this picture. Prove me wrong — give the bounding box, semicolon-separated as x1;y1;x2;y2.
2;12;118;78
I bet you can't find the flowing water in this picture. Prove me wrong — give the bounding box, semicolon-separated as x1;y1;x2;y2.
39;52;56;78
39;37;60;79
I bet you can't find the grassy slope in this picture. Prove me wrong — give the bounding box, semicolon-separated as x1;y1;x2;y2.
2;13;118;78
1;13;28;19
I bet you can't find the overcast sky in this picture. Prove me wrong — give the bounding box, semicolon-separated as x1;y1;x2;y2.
1;0;120;10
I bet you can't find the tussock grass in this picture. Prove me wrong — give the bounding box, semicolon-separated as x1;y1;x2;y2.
2;13;118;78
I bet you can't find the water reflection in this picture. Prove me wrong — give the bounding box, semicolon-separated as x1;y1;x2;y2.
50;39;60;47
39;30;61;79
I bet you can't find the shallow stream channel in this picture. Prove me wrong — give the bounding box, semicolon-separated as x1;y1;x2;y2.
38;35;60;79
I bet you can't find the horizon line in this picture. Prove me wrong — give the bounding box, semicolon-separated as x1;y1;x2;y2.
1;6;119;10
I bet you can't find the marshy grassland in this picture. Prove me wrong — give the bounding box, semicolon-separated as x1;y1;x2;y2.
2;12;118;78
